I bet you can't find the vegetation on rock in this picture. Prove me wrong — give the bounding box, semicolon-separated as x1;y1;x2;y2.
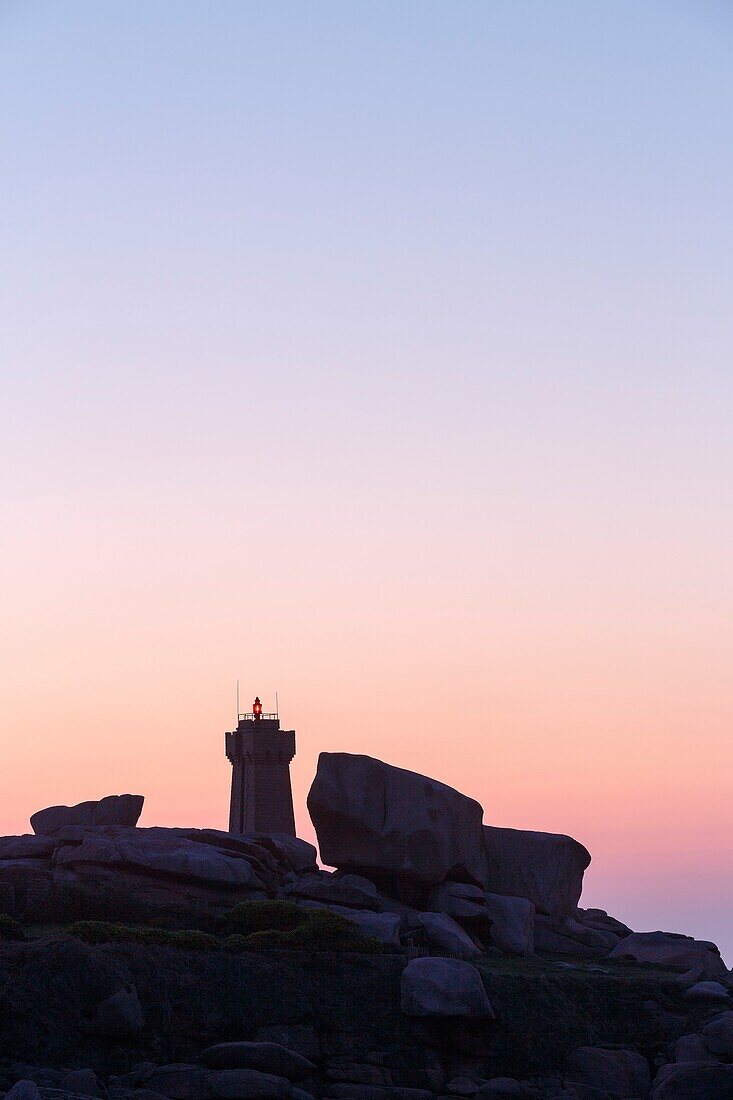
66;903;383;954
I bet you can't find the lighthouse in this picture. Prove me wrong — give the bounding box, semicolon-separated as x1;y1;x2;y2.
225;696;296;835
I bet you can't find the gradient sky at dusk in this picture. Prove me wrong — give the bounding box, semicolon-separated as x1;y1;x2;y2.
2;3;732;955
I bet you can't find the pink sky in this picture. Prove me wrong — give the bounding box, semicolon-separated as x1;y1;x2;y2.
2;4;732;960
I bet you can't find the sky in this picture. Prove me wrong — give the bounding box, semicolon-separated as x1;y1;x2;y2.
1;2;732;957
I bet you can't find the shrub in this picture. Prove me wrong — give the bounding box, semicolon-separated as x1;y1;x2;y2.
219;902;383;954
0;914;24;941
170;930;219;951
67;921;218;952
66;921;136;945
223;934;250;953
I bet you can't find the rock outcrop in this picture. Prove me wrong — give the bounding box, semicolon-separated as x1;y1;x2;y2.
307;753;486;897
482;826;590;916
608;931;729;980
53;826;267;891
31;795;145;836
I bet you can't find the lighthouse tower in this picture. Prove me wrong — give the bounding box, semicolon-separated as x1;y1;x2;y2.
225;697;296;835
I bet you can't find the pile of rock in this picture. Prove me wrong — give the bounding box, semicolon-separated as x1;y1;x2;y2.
1;755;732;1099
0;795;318;921
303;752;730;983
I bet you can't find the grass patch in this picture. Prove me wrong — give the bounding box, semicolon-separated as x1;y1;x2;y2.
67;903;383;954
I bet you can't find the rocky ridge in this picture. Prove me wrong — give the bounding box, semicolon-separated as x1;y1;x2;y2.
0;758;730;1099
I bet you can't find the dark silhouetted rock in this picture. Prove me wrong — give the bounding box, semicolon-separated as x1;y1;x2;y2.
31;795;144;836
426;883;491;943
200;1042;316;1081
443;1076;481;1096
577;908;633;939
564;1046;651;1097
83;985;144;1037
476;1082;529;1098
285;873;382;911
325;1061;392;1086
0;836;55;861
4;1083;41;1100
674;1034;719;1062
608;931;729;979
651;1062;733;1098
684;980;730;1004
702;1012;733;1057
53;826;265;891
416;913;481;959
483;826;590;916
254;1026;321;1064
145;1064;291;1099
483;894;534;956
245;834;319;875
534;914;618;958
58;1069;106;1097
108;1090;172;1100
400;958;493;1017
325;1088;432;1100
308;753;486;895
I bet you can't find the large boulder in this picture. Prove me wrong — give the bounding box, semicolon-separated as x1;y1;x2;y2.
702;1012;733;1057
307;753;486;896
564;1047;651;1097
5;1084;41;1100
400;957;494;1018
651;1062;733;1098
483;826;590;916
608;932;729;979
674;1034;719;1063
31;795;144;836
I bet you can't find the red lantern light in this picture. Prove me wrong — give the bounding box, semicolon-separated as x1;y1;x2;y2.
253;696;263;720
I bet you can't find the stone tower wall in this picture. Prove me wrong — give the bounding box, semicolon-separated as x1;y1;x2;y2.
226;723;296;836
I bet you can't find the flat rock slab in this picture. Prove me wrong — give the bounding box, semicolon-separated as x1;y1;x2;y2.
145;1065;292;1099
53;826;264;890
609;931;729;980
200;1043;316;1081
31;795;144;836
